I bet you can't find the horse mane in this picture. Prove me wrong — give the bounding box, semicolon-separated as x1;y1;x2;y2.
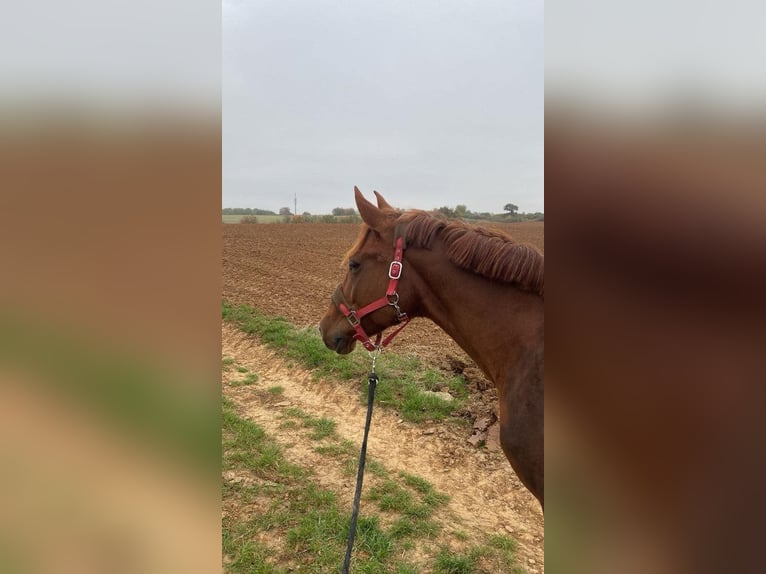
400;210;544;296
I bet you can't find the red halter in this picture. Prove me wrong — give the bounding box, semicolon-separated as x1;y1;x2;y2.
331;235;411;352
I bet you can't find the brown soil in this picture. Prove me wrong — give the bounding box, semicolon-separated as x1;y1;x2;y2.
222;221;545;569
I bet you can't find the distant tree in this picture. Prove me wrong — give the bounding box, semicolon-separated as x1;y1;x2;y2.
222;207;278;215
302;211;312;217
437;206;455;218
504;203;518;215
332;207;356;216
279;207;292;216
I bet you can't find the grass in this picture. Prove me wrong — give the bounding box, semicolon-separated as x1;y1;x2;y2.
221;304;527;574
222;301;467;423
230;372;259;387
488;534;518;564
279;406;337;440
222;400;304;481
304;416;336;440
222;400;427;573
222;398;524;574
433;548;481;574
431;536;521;574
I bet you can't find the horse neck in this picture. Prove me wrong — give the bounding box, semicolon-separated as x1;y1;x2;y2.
405;244;543;383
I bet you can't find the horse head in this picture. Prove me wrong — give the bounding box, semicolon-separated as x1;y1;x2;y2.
319;187;415;354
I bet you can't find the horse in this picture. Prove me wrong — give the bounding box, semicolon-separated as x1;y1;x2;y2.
319;187;544;507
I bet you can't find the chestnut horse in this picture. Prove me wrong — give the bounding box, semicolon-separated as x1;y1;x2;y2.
319;188;544;507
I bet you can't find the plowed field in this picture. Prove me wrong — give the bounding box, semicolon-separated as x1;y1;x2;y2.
222;220;544;570
223;221;543;378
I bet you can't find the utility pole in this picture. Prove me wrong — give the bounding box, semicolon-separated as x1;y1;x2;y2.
294;193;297;216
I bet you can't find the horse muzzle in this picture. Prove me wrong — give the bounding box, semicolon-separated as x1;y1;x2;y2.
319;309;357;354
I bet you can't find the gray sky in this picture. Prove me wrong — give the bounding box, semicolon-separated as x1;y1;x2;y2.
545;0;766;113
223;0;543;215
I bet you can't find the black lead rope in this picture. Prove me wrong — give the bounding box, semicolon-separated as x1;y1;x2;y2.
341;369;378;574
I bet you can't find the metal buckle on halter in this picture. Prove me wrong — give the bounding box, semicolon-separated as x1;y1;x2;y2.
388;261;403;279
346;310;360;326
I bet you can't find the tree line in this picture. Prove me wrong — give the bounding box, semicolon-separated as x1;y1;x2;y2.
434;204;543;222
225;204;542;222
222;207;277;215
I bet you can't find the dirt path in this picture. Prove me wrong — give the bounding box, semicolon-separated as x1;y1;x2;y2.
222;323;544;571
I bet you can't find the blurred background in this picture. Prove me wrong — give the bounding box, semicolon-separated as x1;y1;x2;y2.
0;2;221;573
546;1;766;573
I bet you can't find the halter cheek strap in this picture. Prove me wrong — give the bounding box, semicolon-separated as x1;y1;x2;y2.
332;235;411;352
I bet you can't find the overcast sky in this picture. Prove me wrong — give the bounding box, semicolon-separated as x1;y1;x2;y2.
223;0;543;215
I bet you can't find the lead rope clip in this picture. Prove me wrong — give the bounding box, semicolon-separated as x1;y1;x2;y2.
367;346;382;377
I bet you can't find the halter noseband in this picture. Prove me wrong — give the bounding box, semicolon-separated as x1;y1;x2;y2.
331;232;411;352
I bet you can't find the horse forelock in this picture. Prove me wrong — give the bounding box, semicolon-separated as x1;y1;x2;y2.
342;208;403;265
400;211;544;296
342;225;372;266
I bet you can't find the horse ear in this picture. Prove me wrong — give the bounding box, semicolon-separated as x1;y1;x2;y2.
354;186;386;230
373;190;394;210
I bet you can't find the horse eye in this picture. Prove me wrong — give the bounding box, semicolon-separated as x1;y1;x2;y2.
348;260;360;271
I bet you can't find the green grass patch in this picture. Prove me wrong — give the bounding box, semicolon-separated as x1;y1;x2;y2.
397;472;450;509
267;385;284;395
222;403;303;480
279;406;337;440
452;530;470;541
223;401;421;573
304;416;336;440
389;515;440;540
222;301;468;423
222;520;284;574
236;365;248;373
368;479;415;513
221;399;517;574
487;534;518;566
365;459;391;478
282;406;308;419
429;537;520;574
230;372;259;387
433;547;483;574
313;442;356;458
